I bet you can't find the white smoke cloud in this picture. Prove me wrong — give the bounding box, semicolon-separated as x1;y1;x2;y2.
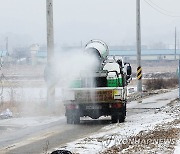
52;50;99;88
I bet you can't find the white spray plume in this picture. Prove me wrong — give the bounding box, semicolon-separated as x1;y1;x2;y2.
52;49;99;88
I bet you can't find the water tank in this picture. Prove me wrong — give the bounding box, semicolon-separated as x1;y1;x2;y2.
85;40;109;61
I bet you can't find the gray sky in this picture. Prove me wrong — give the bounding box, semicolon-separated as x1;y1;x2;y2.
0;0;180;48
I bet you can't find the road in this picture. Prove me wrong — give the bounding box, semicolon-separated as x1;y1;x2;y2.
0;108;154;154
0;117;108;154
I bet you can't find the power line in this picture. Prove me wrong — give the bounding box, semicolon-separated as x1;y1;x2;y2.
144;0;180;17
148;0;177;14
145;0;180;17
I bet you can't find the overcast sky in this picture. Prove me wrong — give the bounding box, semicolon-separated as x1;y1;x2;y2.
0;0;180;48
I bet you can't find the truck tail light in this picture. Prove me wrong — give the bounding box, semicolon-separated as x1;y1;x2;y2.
67;104;79;110
111;103;122;108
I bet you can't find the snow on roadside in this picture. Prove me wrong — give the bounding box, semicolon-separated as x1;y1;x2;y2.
127;89;178;109
174;140;180;154
52;109;175;153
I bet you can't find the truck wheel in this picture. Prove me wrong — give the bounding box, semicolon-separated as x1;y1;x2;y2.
119;103;126;123
67;114;73;124
119;114;125;123
119;105;126;123
111;115;118;123
73;111;80;124
73;113;80;124
66;110;80;124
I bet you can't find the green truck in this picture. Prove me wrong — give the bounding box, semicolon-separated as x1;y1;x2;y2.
63;40;132;124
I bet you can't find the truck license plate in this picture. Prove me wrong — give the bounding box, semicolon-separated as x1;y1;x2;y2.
86;105;102;110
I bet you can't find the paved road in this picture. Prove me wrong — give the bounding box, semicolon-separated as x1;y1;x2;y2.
0;108;152;154
0;117;111;154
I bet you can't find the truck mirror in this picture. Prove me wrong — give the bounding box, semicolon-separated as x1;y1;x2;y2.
117;59;122;67
127;65;132;76
126;75;130;80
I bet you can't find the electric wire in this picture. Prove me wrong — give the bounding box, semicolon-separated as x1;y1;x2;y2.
143;0;180;17
148;0;178;14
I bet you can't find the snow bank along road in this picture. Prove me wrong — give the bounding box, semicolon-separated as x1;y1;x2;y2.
0;89;178;154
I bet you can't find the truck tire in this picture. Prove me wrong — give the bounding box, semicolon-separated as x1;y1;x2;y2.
119;114;125;123
111;115;118;123
66;111;80;124
73;114;80;124
119;103;126;123
67;114;73;124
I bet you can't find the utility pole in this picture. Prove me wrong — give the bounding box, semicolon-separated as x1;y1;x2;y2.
175;27;177;60
136;0;142;92
46;0;55;107
6;37;9;63
6;37;8;53
81;41;83;49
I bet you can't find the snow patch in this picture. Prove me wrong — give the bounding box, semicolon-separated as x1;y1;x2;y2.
174;140;180;154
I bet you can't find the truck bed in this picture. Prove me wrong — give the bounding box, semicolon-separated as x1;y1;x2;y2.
62;87;126;104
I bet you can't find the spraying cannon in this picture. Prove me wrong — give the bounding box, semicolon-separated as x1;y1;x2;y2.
85;40;108;61
84;40;109;71
63;39;132;124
